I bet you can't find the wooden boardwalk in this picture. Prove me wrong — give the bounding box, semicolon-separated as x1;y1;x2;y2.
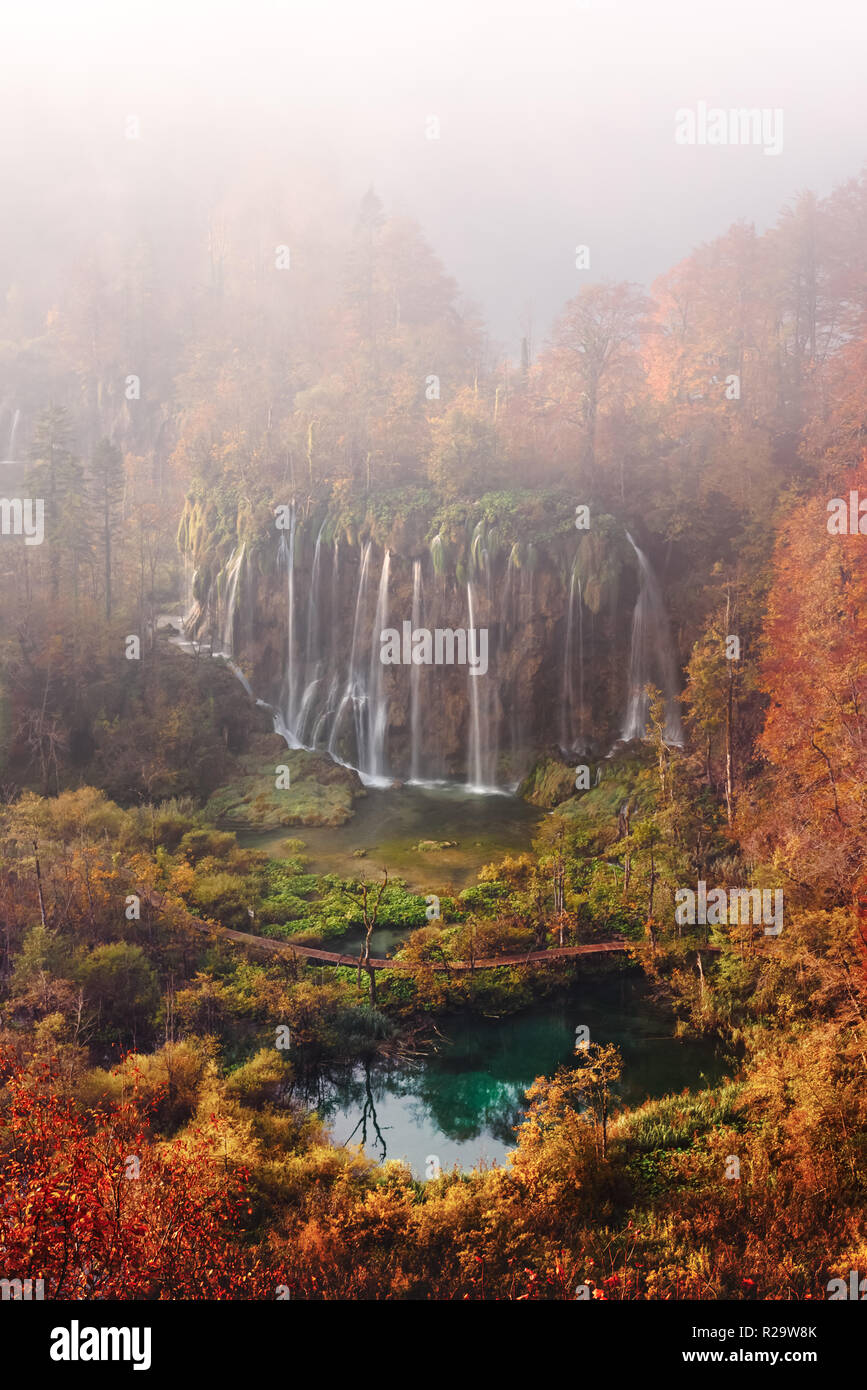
146;891;636;971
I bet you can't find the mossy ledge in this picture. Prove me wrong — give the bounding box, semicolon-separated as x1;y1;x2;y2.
204;736;365;828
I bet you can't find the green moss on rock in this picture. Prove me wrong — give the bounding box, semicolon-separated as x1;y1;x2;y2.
204;736;364;828
518;756;578;808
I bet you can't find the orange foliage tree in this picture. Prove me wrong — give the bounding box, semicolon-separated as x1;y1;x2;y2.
0;1052;269;1299
750;468;867;898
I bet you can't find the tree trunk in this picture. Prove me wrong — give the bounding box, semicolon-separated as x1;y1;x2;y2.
33;840;47;927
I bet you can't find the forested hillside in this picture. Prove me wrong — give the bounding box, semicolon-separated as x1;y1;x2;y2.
1;164;866;1302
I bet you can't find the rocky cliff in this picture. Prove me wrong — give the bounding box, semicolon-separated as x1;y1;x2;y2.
177;489;683;787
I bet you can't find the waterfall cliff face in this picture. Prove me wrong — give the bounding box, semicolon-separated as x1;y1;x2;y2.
182;508;684;787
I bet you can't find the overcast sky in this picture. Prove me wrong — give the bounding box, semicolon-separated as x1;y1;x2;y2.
2;0;866;355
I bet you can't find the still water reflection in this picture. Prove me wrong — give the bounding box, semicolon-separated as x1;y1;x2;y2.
314;978;727;1176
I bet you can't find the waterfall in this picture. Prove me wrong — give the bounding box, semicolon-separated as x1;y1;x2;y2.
305;521;326;674
561;562;584;750
220;546;245;656
215;545;255;697
621;533;683;744
296;520;327;743
327;543;389;784
466;576;498;791
463;523;499;791
4;408;20;462
294;676;320;746
328;541;372;765
189;513;685;790
365;549;391;782
504;546;519;623
430;532;445;576
280;505;300;735
409;559;423;781
311;538;342;748
331;540;341;660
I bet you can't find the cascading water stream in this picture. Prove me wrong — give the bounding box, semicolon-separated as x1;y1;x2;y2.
309;539;342;747
280;507;300;735
466;580;485;790
187;516;684;790
621;533;683;744
295;520;327;743
561;563;584;751
364;549;391;782
409;559;423;781
465;537;499;792
220;545;245;656
328;541;372;765
3;408;20;462
216;545;254;697
306;521;325;668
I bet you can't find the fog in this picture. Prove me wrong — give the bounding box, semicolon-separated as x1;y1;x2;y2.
2;0;866;352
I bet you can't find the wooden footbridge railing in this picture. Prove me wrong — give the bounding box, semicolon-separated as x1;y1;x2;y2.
145;891;641;971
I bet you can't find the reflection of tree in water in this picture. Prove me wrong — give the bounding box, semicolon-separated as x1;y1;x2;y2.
292;1065;340;1112
320;1060;398;1163
341;1062;391;1163
404;1069;527;1145
325;1056;528;1150
397;1014;575;1144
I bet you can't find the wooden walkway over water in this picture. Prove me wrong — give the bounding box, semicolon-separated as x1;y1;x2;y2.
146;891;639;971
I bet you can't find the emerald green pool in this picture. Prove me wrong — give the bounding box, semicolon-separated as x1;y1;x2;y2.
314;977;727;1177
